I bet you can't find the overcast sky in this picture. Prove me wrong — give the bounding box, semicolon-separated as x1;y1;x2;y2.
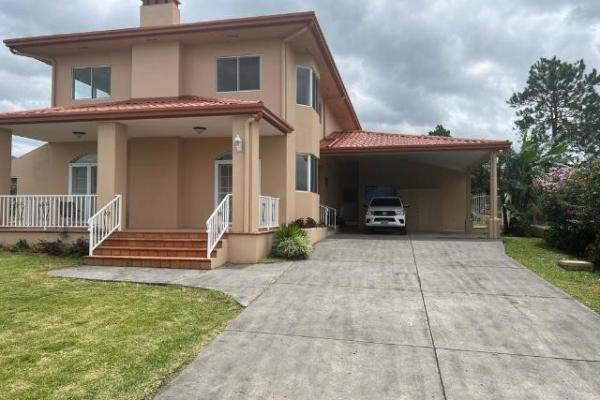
2;0;600;156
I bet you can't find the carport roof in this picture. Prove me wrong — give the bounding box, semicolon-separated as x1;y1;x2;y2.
321;130;511;154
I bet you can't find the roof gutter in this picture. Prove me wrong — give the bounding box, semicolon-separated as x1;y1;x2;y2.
9;48;57;107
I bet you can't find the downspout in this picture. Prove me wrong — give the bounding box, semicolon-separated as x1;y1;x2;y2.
10;48;57;107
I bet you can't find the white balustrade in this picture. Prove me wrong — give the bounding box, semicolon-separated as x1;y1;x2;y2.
88;195;122;256
320;204;337;228
0;195;97;229
206;194;232;258
259;196;279;229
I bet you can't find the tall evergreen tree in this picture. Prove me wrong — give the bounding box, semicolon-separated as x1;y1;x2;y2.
508;57;600;158
428;124;451;137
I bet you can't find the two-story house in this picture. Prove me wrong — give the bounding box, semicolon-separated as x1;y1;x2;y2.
0;0;509;268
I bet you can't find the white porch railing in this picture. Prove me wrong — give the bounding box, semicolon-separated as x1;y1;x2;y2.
320;204;337;228
0;195;97;229
259;195;280;230
88;195;122;256
206;194;232;258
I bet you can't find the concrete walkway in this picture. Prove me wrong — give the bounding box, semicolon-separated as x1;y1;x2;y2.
53;234;600;399
51;262;292;306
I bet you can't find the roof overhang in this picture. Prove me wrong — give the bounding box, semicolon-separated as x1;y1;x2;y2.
4;11;361;131
0;96;293;135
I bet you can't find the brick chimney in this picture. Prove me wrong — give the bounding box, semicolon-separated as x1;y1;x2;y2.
140;0;181;27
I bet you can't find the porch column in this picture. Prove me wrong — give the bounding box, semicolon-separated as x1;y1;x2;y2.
97;122;128;225
231;116;260;233
0;129;12;194
488;151;501;239
465;169;473;234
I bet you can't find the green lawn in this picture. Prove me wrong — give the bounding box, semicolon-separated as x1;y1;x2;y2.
504;236;600;314
0;252;241;400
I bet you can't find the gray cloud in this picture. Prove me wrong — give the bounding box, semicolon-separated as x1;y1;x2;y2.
2;0;600;156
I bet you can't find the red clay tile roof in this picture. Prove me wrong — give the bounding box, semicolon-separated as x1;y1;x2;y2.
321;130;511;153
0;96;293;133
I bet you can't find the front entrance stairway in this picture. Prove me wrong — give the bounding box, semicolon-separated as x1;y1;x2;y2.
84;230;227;269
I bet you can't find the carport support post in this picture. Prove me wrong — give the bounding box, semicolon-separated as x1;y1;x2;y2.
0;129;12;194
488;151;501;239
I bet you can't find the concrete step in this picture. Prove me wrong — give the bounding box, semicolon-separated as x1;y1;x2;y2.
84;255;213;269
94;246;215;258
111;230;208;240
102;238;219;249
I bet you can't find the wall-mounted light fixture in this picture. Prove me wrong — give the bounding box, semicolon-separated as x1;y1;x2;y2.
72;131;87;140
193;126;207;135
234;134;243;152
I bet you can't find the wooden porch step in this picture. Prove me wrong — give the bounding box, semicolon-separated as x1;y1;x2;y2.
102;238;220;249
94;246;215;258
84;255;213;270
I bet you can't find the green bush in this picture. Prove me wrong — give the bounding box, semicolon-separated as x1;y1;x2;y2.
9;239;30;253
67;238;89;257
272;224;312;260
37;240;67;256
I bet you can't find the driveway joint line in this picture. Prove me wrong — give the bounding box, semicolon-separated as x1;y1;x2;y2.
224;328;434;350
421;289;568;300
409;237;449;400
273;281;422;293
436;346;600;363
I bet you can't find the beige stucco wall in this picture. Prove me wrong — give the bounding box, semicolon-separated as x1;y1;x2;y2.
178;137;231;228
131;42;181;98
0;230;87;248
181;39;282;115
127;137;181;229
0;129;11;194
54;50;132;107
11;142;97;195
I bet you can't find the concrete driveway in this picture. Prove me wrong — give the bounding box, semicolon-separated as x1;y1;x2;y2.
56;233;600;399
153;233;600;399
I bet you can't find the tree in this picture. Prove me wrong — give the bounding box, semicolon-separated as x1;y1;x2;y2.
508;57;600;158
471;163;490;194
428;124;451;137
500;134;567;235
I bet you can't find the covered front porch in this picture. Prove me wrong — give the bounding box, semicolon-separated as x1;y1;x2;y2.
0;97;295;264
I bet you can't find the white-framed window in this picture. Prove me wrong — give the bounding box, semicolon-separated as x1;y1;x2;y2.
296;66;321;115
72;66;111;100
296;153;319;193
69;154;97;195
217;56;261;92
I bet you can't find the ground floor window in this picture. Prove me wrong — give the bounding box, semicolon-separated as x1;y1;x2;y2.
69;154;97;195
10;177;17;195
296;153;319;193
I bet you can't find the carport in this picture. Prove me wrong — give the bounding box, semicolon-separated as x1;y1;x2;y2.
319;131;511;238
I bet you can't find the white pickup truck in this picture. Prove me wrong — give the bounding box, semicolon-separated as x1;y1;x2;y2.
364;196;407;234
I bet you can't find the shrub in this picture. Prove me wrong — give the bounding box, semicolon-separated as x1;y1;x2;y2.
67;238;89;257
585;242;600;269
272;224;311;260
37;240;67;256
293;217;318;229
9;239;30;253
538;160;600;260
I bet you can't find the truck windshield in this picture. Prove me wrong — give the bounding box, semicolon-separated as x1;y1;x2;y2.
370;198;402;207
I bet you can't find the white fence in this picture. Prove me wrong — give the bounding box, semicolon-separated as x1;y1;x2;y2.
206;194;232;258
259;195;280;229
0;195;97;229
471;193;502;227
88;195;122;256
320;205;337;228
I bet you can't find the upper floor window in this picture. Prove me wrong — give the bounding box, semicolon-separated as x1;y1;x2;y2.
217;56;261;92
72;66;111;100
296;66;321;114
